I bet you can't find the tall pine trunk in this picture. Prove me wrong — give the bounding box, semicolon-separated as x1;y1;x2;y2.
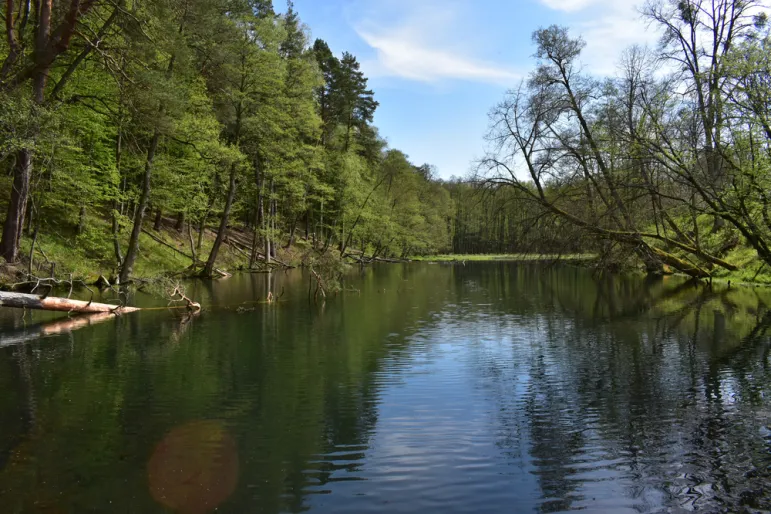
0;0;98;262
112;128;124;267
0;0;52;263
203;167;237;277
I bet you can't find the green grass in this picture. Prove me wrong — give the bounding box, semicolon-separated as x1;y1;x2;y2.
410;253;597;262
4;210;250;286
641;213;771;286
710;246;771;285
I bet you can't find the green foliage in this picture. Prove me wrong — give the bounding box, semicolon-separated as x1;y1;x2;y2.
0;0;464;283
475;4;771;281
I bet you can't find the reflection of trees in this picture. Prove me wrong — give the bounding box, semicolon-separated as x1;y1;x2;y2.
470;265;771;512
524;353;587;513
3;264;770;512
0;264;454;513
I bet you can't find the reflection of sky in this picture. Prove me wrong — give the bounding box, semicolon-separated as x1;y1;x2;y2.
304;291;771;513
307;321;544;512
305;306;661;513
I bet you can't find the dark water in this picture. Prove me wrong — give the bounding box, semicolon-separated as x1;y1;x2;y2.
1;263;771;513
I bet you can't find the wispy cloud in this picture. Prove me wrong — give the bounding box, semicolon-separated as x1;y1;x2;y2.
356;31;520;84
538;0;659;75
351;1;520;85
539;0;604;12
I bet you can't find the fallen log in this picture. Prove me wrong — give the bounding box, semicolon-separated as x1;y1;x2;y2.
142;228;194;261
0;291;139;313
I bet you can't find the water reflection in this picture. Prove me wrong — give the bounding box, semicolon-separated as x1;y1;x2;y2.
0;264;769;513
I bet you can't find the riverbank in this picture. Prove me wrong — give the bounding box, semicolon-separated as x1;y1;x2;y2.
410;253;597;263
0;214;300;289
2;213;771;290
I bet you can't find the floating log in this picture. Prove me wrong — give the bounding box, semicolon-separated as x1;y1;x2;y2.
0;291;139;313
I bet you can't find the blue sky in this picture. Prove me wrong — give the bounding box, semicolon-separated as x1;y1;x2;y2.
282;0;660;179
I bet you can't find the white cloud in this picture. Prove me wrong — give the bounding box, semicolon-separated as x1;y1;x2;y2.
579;11;660;75
539;0;605;12
351;1;520;85
357;30;520;84
539;0;660;75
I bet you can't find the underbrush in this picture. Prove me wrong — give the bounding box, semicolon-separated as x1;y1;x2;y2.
1;207;257;286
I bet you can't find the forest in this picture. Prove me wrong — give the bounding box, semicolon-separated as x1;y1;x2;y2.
474;0;771;282
0;0;453;284
0;0;769;284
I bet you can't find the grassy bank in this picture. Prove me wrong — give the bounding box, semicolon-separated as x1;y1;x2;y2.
412;248;771;287
0;212;291;288
706;246;771;285
410;253;597;263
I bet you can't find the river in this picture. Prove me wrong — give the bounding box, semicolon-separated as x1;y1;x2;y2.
0;263;770;513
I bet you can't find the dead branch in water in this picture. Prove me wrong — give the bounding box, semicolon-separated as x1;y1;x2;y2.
310;268;326;300
168;285;202;311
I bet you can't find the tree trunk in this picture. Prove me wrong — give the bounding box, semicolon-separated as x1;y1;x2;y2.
0;149;32;262
339;216;345;253
187;219;197;265
175;211;185;232
120;130;160;283
111;202;123;267
0;0;53;263
153;208;163;231
285;214;299;248
113;128;124;267
0;0;99;263
77;205;87;235
0;291;139;314
197;192;216;255
203;167;237;277
25;199;34;236
318;199;325;248
270;187;276;258
263;178;272;264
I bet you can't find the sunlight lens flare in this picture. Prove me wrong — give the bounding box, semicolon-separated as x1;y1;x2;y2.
147;420;239;514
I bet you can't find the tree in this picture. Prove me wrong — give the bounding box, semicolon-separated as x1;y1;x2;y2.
0;0;104;262
481;25;736;277
640;0;771;265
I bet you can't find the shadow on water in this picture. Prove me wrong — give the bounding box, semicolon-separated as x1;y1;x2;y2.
0;263;769;513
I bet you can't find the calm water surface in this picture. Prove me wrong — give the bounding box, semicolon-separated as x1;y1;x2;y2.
0;263;770;513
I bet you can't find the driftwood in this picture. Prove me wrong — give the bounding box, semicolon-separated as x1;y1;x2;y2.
0;291;139;313
168;286;202;311
310;268;326;299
